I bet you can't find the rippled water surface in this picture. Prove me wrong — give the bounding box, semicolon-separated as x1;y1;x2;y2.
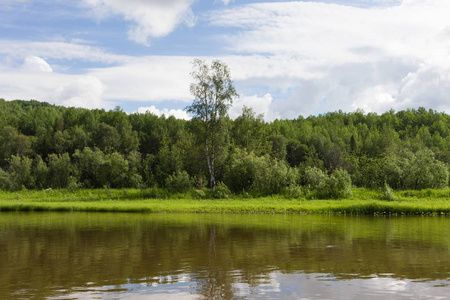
1;212;449;299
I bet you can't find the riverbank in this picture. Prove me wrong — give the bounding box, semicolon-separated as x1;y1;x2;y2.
0;188;450;215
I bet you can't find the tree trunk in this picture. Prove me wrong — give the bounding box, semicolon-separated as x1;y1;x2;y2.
205;127;215;191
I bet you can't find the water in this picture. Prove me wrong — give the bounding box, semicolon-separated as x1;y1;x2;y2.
0;212;449;299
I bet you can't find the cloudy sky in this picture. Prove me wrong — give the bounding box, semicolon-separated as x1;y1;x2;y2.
1;0;450;120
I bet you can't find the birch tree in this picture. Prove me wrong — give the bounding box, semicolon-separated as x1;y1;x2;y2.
186;59;238;191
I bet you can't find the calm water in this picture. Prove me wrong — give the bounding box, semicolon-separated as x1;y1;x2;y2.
0;213;449;299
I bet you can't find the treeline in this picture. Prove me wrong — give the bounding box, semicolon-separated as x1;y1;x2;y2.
0;99;449;197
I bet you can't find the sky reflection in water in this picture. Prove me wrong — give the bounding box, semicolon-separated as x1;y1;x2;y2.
1;213;449;299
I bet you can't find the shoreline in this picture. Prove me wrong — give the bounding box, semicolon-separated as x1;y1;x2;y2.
1;188;449;215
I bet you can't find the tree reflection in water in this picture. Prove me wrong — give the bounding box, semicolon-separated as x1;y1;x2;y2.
0;213;449;299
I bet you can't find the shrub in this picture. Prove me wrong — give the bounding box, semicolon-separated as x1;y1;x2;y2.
165;171;192;191
213;182;232;199
384;149;448;190
303;167;327;189
192;188;207;199
47;153;74;189
381;182;395;201
223;149;260;192
0;167;11;190
9;155;34;190
283;184;303;199
320;168;353;199
403;149;448;189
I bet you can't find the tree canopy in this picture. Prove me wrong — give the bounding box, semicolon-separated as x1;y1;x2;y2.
0;97;449;197
186;59;238;190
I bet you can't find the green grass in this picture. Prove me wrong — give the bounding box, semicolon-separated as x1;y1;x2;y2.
0;187;449;215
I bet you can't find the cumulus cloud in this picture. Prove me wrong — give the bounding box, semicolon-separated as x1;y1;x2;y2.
395;65;450;111
82;0;196;45
229;93;278;121
137;105;191;120
22;56;53;73
0;63;109;109
52;75;106;109
89;56;192;102
206;0;450;116
3;0;450;119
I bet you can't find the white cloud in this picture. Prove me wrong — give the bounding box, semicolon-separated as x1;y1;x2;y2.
89;56;193;102
205;0;450;116
219;0;233;5
210;1;450;63
395;65;450;111
137;105;191;120
229;93;279;121
52;75;106;109
3;0;450;119
22;56;53;73
82;0;196;45
0;40;128;64
0;65;110;109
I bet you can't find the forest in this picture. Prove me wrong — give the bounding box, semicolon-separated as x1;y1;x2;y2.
0;98;449;198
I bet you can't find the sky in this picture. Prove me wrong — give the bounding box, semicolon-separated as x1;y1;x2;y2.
1;0;450;121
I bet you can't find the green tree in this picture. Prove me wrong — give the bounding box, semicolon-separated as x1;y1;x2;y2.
186;59;238;191
8;155;34;190
47;153;75;189
32;155;48;189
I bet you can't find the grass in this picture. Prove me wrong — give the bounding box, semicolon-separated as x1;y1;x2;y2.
0;187;449;215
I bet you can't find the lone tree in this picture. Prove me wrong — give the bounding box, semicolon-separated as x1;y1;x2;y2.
186;59;238;191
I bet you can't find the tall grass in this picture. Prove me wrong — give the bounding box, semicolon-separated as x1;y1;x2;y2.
0;187;449;215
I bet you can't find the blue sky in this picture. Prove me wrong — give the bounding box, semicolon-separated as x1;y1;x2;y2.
1;0;450;120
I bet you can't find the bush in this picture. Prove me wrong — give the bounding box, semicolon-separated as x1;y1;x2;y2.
165;171;192;191
213;182;232;199
303;167;327;189
9;155;34;190
381;182;395;201
385;149;449;189
223;149;260;192
283;184;303;199
47;153;74;189
0;167;11;190
191;188;207;199
320;168;353;199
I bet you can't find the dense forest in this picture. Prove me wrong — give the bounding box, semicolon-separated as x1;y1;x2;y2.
0;98;449;197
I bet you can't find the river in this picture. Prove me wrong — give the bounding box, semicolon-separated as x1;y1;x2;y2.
0;212;449;299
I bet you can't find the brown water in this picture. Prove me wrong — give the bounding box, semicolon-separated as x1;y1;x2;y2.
0;212;449;299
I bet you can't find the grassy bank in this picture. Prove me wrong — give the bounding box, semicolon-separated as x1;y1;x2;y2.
0;188;450;215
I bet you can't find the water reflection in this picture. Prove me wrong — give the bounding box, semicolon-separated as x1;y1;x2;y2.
0;213;449;299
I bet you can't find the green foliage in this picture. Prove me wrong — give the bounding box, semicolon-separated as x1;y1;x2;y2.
319;168;353;199
191;188;207;199
253;158;299;194
303;167;327;189
0;167;11;190
232;106;268;155
0;126;31;166
349;155;385;188
0;99;449;194
186;59;238;191
381;182;396;201
213;182;232;199
224;149;298;194
8;155;34;190
223;149;260;192
282;184;303;199
385;149;449;189
32;155;48;189
47;153;76;189
403;149;448;189
165;171;192;192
